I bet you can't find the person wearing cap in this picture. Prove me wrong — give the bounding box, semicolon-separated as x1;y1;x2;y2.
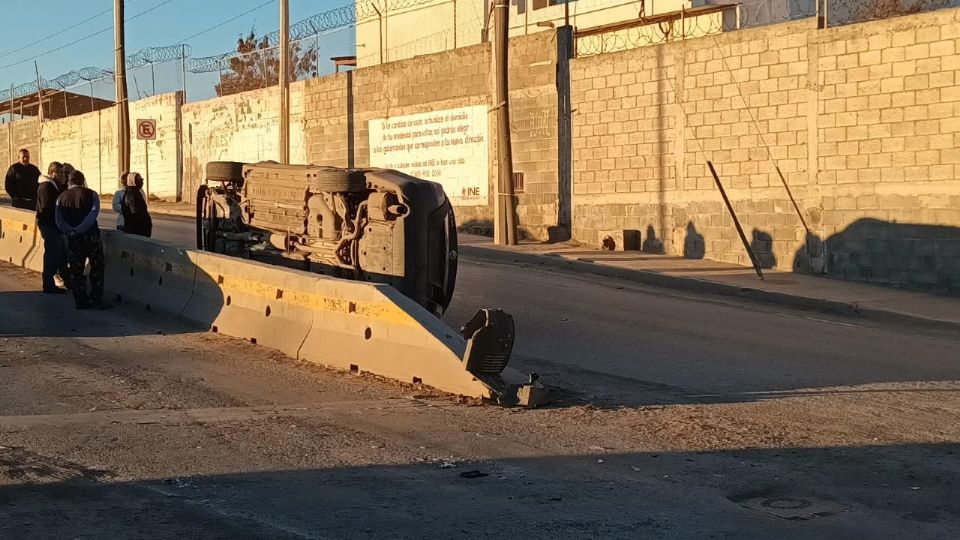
120;172;152;237
56;170;108;310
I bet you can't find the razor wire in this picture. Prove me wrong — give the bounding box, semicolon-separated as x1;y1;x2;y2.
188;0;440;73
0;0;374;100
828;0;959;26
5;0;960;103
573;0;960;58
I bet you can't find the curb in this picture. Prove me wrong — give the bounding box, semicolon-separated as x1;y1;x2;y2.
147;207;194;220
459;244;960;333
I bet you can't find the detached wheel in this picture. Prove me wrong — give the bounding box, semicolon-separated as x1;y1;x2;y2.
310;168;367;193
206;161;245;182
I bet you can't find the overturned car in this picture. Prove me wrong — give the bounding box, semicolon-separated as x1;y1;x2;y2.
195;161;547;406
196;161;458;317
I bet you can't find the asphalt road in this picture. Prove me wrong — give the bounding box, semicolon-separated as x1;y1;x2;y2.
1;213;958;538
105;212;960;406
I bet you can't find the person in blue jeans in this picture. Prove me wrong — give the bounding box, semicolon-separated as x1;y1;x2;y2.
36;161;70;294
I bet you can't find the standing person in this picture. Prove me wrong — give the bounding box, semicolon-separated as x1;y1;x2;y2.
36;161;70;294
120;172;152;237
112;172;129;231
5;148;41;209
62;163;76;184
56;170;108;310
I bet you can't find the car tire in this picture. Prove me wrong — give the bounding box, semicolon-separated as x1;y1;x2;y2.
206;161;245;182
310;168;367;193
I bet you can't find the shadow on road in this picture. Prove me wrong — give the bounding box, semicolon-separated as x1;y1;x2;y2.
0;289;197;338
0;442;958;538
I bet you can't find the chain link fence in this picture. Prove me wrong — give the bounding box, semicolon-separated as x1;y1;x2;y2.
574;0;960;58
828;0;960;26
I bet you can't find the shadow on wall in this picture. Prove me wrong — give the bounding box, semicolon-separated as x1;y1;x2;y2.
750;229;777;269
794;218;960;296
683;222;705;260
642;225;665;254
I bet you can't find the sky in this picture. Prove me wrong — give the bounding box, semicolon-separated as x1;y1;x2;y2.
0;0;356;102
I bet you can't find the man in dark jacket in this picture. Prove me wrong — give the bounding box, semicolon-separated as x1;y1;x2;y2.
120;172;152;237
5;148;41;209
36;161;70;294
56;170;107;310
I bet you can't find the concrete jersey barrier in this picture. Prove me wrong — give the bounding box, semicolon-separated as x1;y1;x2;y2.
0;206;43;273
0;206;545;405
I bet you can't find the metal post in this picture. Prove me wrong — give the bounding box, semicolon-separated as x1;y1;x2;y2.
96;81;103;194
33;61;44;122
315;33;321;76
115;0;131;177
59;84;69;117
150;62;156;96
680;7;685;40
492;1;517;245
144;139;150;199
279;0;291;164
180;44;188;102
372;4;384;64
707;161;764;279
6;84;12;161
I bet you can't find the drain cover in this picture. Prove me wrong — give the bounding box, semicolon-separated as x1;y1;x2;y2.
739;496;848;521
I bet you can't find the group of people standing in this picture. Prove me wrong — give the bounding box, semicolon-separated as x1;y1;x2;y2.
4;148;152;309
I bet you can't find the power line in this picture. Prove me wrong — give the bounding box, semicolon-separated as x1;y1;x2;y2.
2;0;362;100
0;0;178;72
174;0;277;45
0;7;113;60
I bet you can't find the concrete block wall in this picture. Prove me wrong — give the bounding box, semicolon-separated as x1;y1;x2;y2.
181;83;307;202
815;11;960;290
39;107;115;195
33;93;181;198
303;31;562;240
129;93;183;200
0;118;40;172
571;9;960;294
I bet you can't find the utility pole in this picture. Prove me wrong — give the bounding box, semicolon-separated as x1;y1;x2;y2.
115;0;131;176
33;61;44;123
279;0;291;164
492;1;517;245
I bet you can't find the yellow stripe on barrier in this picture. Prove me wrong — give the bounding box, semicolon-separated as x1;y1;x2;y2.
214;272;418;327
